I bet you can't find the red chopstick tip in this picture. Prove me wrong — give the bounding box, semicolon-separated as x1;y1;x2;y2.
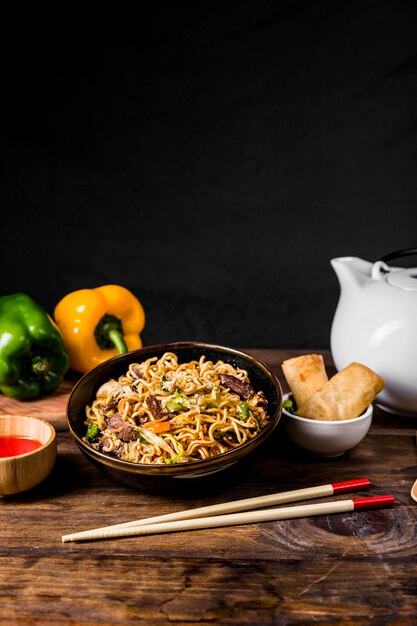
331;478;371;494
353;495;395;510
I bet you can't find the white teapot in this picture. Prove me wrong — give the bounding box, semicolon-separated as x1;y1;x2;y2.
330;248;417;417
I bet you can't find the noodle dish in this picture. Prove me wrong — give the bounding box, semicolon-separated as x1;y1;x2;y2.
67;343;282;490
83;351;271;465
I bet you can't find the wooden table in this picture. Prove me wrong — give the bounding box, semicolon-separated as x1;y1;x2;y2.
1;349;417;624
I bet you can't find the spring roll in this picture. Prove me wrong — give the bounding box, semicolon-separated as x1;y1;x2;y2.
281;354;328;408
296;362;384;421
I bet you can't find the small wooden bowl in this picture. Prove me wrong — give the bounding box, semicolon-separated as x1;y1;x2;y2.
0;415;57;496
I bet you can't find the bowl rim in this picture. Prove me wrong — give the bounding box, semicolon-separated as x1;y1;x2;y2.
67;342;283;474
281;392;373;424
0;414;56;459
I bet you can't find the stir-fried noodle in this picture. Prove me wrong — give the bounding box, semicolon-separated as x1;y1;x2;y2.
84;352;270;464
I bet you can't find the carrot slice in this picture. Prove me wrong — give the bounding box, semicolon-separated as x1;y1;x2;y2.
143;420;172;434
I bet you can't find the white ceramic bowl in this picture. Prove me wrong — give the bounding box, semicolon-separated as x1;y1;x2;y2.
281;393;373;457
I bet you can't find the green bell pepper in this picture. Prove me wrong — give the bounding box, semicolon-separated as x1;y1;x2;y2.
0;293;70;400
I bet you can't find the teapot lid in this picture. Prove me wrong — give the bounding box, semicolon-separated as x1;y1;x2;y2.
373;248;417;292
387;269;417;291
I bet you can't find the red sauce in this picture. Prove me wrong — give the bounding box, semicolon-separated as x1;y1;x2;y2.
0;436;43;458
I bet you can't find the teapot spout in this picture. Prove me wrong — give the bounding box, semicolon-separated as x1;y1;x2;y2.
331;256;373;289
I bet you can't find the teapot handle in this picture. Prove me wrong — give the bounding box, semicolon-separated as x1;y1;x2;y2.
379;247;417;263
372;248;417;280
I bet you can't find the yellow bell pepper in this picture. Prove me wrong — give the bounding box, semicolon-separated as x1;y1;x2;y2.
53;285;145;373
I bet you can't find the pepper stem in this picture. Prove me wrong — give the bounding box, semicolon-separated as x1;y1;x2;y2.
108;328;128;354
31;356;50;377
94;314;128;354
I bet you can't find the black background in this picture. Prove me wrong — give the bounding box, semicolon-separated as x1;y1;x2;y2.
2;1;417;349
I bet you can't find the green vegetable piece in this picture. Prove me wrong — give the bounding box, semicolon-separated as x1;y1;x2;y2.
163;437;184;464
238;401;250;421
202;386;221;410
165;389;190;412
282;399;296;414
85;422;100;443
0;293;70;400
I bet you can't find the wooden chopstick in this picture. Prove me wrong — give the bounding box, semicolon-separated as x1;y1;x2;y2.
63;495;394;542
62;478;371;543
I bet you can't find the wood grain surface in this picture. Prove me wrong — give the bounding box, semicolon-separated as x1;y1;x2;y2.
0;379;76;431
1;349;417;625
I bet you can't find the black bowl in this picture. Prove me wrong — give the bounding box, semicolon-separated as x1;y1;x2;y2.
67;342;283;492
